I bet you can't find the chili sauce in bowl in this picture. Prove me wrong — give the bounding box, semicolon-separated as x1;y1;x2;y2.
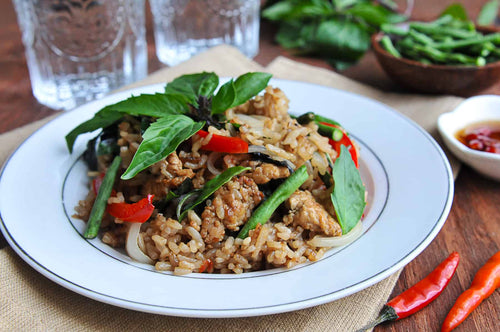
455;121;500;154
438;96;500;181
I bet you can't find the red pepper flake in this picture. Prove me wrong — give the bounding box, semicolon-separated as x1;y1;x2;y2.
199;259;213;273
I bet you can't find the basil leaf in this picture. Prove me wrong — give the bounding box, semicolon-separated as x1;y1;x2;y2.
330;145;366;234
65;93;189;152
332;0;358;10
121;115;204;180
345;3;406;27
263;0;333;21
313;19;371;66
178;166;250;221
107;93;189;117
232;72;272;107
262;1;294;21
440;3;469;21
164;72;219;104
477;0;499;26
211;79;236;114
65;108;122;153
276;21;310;49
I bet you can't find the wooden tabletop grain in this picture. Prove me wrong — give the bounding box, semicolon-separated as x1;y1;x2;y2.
0;1;499;331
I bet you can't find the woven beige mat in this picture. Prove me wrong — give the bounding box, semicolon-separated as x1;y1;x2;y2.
0;45;462;331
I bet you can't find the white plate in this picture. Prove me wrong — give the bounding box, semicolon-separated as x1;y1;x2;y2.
0;79;453;318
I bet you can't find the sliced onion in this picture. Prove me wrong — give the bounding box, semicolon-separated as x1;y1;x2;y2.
248;145;267;154
126;223;154;264
207;152;223;175
233;114;265;129
307;221;363;248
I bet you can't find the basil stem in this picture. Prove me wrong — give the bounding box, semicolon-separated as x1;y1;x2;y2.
84;156;122;239
237;165;308;239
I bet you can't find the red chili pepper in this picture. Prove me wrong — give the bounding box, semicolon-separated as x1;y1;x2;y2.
320;122;359;168
199;259;214;273
92;173;105;194
360;252;460;330
92;173;117;197
107;194;155;223
441;251;500;332
196;130;248;154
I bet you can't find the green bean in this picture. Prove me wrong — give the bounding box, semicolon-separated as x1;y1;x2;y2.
237;165;308;239
467;42;495;56
433;33;500;50
84;155;122;239
380;36;401;58
411;25;478;39
317;122;344;141
381;23;408;36
295;112;315;124
313;114;341;127
408;29;435;46
409;15;454;28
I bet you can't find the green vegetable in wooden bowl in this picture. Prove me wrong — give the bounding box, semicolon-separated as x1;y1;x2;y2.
372;15;500;95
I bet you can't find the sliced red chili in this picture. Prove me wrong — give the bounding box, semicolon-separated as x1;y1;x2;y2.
196;130;248;154
107;194;155;223
321;122;359;168
92;173;117;197
92;173;105;195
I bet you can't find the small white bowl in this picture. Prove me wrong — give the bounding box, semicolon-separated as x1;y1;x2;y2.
438;95;500;181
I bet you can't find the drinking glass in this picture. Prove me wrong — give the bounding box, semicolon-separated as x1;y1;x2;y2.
149;0;260;66
13;0;148;110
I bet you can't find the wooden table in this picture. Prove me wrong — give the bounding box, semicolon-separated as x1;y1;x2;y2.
1;1;498;331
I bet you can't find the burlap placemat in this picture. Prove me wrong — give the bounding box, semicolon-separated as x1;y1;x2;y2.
0;45;462;331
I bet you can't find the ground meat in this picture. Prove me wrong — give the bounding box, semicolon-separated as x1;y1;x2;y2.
200;176;264;243
283;190;342;237
161;152;195;187
200;205;225;244
140;152;195;198
249;163;290;184
223;154;250;168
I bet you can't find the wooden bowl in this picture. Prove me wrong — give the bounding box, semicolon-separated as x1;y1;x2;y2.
371;27;500;95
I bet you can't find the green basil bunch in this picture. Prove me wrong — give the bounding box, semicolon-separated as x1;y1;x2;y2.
262;0;407;69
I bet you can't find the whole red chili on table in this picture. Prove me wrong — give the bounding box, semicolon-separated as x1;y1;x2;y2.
441;250;500;332
358;252;460;331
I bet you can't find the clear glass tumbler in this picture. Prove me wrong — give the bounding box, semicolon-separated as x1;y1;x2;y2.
13;0;148;110
149;0;260;66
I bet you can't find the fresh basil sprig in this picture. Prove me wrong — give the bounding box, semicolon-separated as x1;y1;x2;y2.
65;93;189;152
66;71;272;179
330;145;366;234
121;115;204;180
262;0;407;69
177;166;250;221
